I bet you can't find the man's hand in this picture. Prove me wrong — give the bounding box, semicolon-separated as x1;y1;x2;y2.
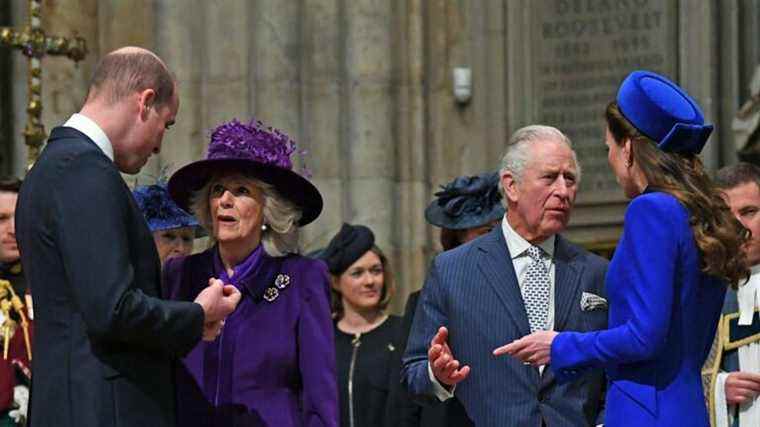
493;330;558;366
194;278;241;325
429;326;470;387
725;371;760;405
202;319;225;341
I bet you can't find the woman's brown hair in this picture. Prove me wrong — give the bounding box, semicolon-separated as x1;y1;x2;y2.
606;101;749;288
330;245;396;320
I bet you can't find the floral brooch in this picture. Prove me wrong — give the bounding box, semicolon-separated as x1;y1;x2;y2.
263;274;291;303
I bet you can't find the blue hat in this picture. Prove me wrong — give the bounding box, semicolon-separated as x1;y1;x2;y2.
133;183;203;234
617;70;713;154
425;172;505;230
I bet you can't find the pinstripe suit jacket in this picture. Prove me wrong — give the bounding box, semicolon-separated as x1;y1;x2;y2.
401;227;608;427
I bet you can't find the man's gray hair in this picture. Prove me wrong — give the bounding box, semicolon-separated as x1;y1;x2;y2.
498;125;581;184
189;176;302;257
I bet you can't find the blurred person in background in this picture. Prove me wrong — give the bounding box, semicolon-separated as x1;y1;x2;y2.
320;223;410;427
0;176;31;427
132;180;202;266
710;162;760;427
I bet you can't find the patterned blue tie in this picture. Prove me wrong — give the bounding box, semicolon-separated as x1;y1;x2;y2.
523;246;550;333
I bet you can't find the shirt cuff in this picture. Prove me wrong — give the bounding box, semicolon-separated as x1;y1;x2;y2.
427;362;455;401
714;372;732;427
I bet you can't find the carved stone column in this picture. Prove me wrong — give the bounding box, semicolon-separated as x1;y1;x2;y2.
153;0;204;182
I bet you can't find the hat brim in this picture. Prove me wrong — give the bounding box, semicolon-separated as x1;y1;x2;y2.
168;158;323;226
148;221;208;238
424;202;505;230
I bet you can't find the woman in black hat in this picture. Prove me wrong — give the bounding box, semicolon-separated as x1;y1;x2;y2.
163;119;337;426
320;224;406;427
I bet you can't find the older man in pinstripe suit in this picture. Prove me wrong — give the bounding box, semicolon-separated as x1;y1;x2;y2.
402;125;608;427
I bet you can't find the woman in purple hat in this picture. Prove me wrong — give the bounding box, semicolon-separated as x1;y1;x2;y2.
497;70;748;426
164;119;337;426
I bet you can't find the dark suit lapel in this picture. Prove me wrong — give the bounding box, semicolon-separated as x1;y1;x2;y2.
476;227;532;337
552;235;584;332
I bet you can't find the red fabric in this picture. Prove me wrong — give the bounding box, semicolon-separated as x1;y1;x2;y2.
0;306;33;412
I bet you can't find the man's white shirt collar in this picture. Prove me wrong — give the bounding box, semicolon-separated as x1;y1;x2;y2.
63;113;114;161
501;216;556;259
738;264;760;325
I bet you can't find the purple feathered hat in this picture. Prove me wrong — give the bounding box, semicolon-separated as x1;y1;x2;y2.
168;119;323;226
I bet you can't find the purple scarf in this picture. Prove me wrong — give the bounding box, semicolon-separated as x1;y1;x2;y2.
213;244;264;291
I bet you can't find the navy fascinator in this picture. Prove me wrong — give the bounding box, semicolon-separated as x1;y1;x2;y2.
133;182;203;235
424;172;505;230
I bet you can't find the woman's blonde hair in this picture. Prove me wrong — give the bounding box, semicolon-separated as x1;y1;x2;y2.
330;245;395;320
189;173;302;257
606;101;749;288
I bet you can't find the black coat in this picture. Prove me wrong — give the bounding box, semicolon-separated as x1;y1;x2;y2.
16;127;204;427
335;315;413;427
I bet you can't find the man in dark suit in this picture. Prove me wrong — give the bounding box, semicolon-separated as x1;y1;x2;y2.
402;125;608;427
16;46;241;427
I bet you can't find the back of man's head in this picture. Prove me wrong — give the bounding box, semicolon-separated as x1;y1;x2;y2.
715;162;760;191
86;46;175;109
0;176;21;194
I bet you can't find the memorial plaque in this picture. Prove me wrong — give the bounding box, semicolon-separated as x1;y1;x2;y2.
531;0;678;203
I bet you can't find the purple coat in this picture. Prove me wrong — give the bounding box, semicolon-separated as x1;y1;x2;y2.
163;247;338;427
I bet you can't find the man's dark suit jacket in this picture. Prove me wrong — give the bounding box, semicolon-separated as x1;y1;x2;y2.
16;127;205;427
401;226;608;427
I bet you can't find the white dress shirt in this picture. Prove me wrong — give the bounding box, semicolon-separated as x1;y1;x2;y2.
429;217;557;401
715;265;760;427
502;217;557;331
63;113;114;161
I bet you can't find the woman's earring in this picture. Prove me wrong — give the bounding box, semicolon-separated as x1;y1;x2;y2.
261;224;268;231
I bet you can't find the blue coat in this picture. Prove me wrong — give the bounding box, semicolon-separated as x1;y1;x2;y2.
401;227;608;427
552;191;726;426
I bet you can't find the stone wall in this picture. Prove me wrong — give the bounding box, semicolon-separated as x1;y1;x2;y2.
7;0;760;312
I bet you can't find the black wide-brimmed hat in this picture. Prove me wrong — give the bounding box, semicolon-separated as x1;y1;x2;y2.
425;172;505;230
168;119;323;226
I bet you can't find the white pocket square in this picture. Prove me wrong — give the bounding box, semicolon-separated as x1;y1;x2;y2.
580;292;607;311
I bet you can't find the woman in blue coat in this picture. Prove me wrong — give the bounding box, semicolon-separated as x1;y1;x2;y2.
497;70;749;426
